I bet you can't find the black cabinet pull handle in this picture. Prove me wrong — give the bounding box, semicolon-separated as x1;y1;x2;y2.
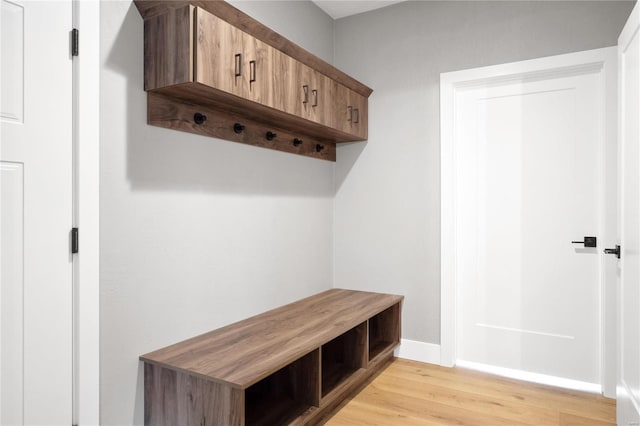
347;106;353;122
303;85;309;104
353;108;360;124
315;144;324;152
233;123;245;134
293;138;303;147
312;89;318;107
249;60;256;83
194;113;207;125
266;131;277;141
234;53;242;77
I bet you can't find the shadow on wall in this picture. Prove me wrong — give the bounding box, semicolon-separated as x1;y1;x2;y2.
104;3;335;198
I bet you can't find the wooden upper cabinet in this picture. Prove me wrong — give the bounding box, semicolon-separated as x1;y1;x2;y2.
335;84;368;140
136;0;372;161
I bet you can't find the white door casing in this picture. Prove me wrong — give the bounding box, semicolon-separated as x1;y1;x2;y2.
1;0;73;423
441;48;617;397
72;0;101;423
617;2;640;424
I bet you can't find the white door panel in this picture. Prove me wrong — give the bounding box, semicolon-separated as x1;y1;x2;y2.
1;0;73;423
1;0;23;124
1;163;24;425
456;73;602;384
618;2;640;424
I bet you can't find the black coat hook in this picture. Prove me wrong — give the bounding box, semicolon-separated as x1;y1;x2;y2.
293;138;303;147
266;131;277;141
233;123;245;134
315;144;324;153
194;113;207;125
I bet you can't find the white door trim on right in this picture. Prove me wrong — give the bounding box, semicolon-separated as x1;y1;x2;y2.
440;47;618;397
617;1;640;422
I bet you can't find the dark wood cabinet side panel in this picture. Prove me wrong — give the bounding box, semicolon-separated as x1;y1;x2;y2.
145;363;178;426
145;363;243;426
201;379;243;426
144;5;193;91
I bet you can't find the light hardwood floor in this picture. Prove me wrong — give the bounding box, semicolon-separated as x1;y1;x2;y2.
325;358;616;426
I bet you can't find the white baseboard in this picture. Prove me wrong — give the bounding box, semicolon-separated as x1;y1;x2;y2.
395;339;441;365
456;360;602;394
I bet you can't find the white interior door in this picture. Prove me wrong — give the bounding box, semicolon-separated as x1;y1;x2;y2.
617;2;640;424
1;1;73;423
454;64;610;388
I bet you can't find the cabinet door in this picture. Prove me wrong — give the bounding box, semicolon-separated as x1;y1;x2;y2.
312;72;335;129
195;7;244;97
297;62;315;121
242;35;273;106
296;64;334;128
335;84;367;139
351;91;368;139
271;49;297;115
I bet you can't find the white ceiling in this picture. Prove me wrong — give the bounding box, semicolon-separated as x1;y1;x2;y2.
312;1;408;19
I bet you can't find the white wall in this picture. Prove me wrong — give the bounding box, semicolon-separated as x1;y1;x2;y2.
333;1;635;345
99;2;334;424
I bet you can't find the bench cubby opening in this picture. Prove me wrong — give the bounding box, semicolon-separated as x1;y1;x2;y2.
368;302;401;362
245;349;320;425
321;321;367;398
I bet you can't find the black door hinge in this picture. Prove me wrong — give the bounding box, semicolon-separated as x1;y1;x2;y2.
71;28;79;56
71;228;79;254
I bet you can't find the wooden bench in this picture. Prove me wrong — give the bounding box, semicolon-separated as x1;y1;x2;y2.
141;288;403;425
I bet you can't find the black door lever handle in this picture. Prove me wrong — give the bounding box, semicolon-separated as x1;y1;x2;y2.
572;236;597;248
604;245;621;259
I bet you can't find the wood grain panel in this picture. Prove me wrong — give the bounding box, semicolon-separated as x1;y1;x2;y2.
271;47;298;116
145;363;243;426
144;4;193;91
134;0;373;97
195;7;244;97
145;363;178;426
140;289;403;389
148;92;337;161
242;33;273;106
299;66;335;129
